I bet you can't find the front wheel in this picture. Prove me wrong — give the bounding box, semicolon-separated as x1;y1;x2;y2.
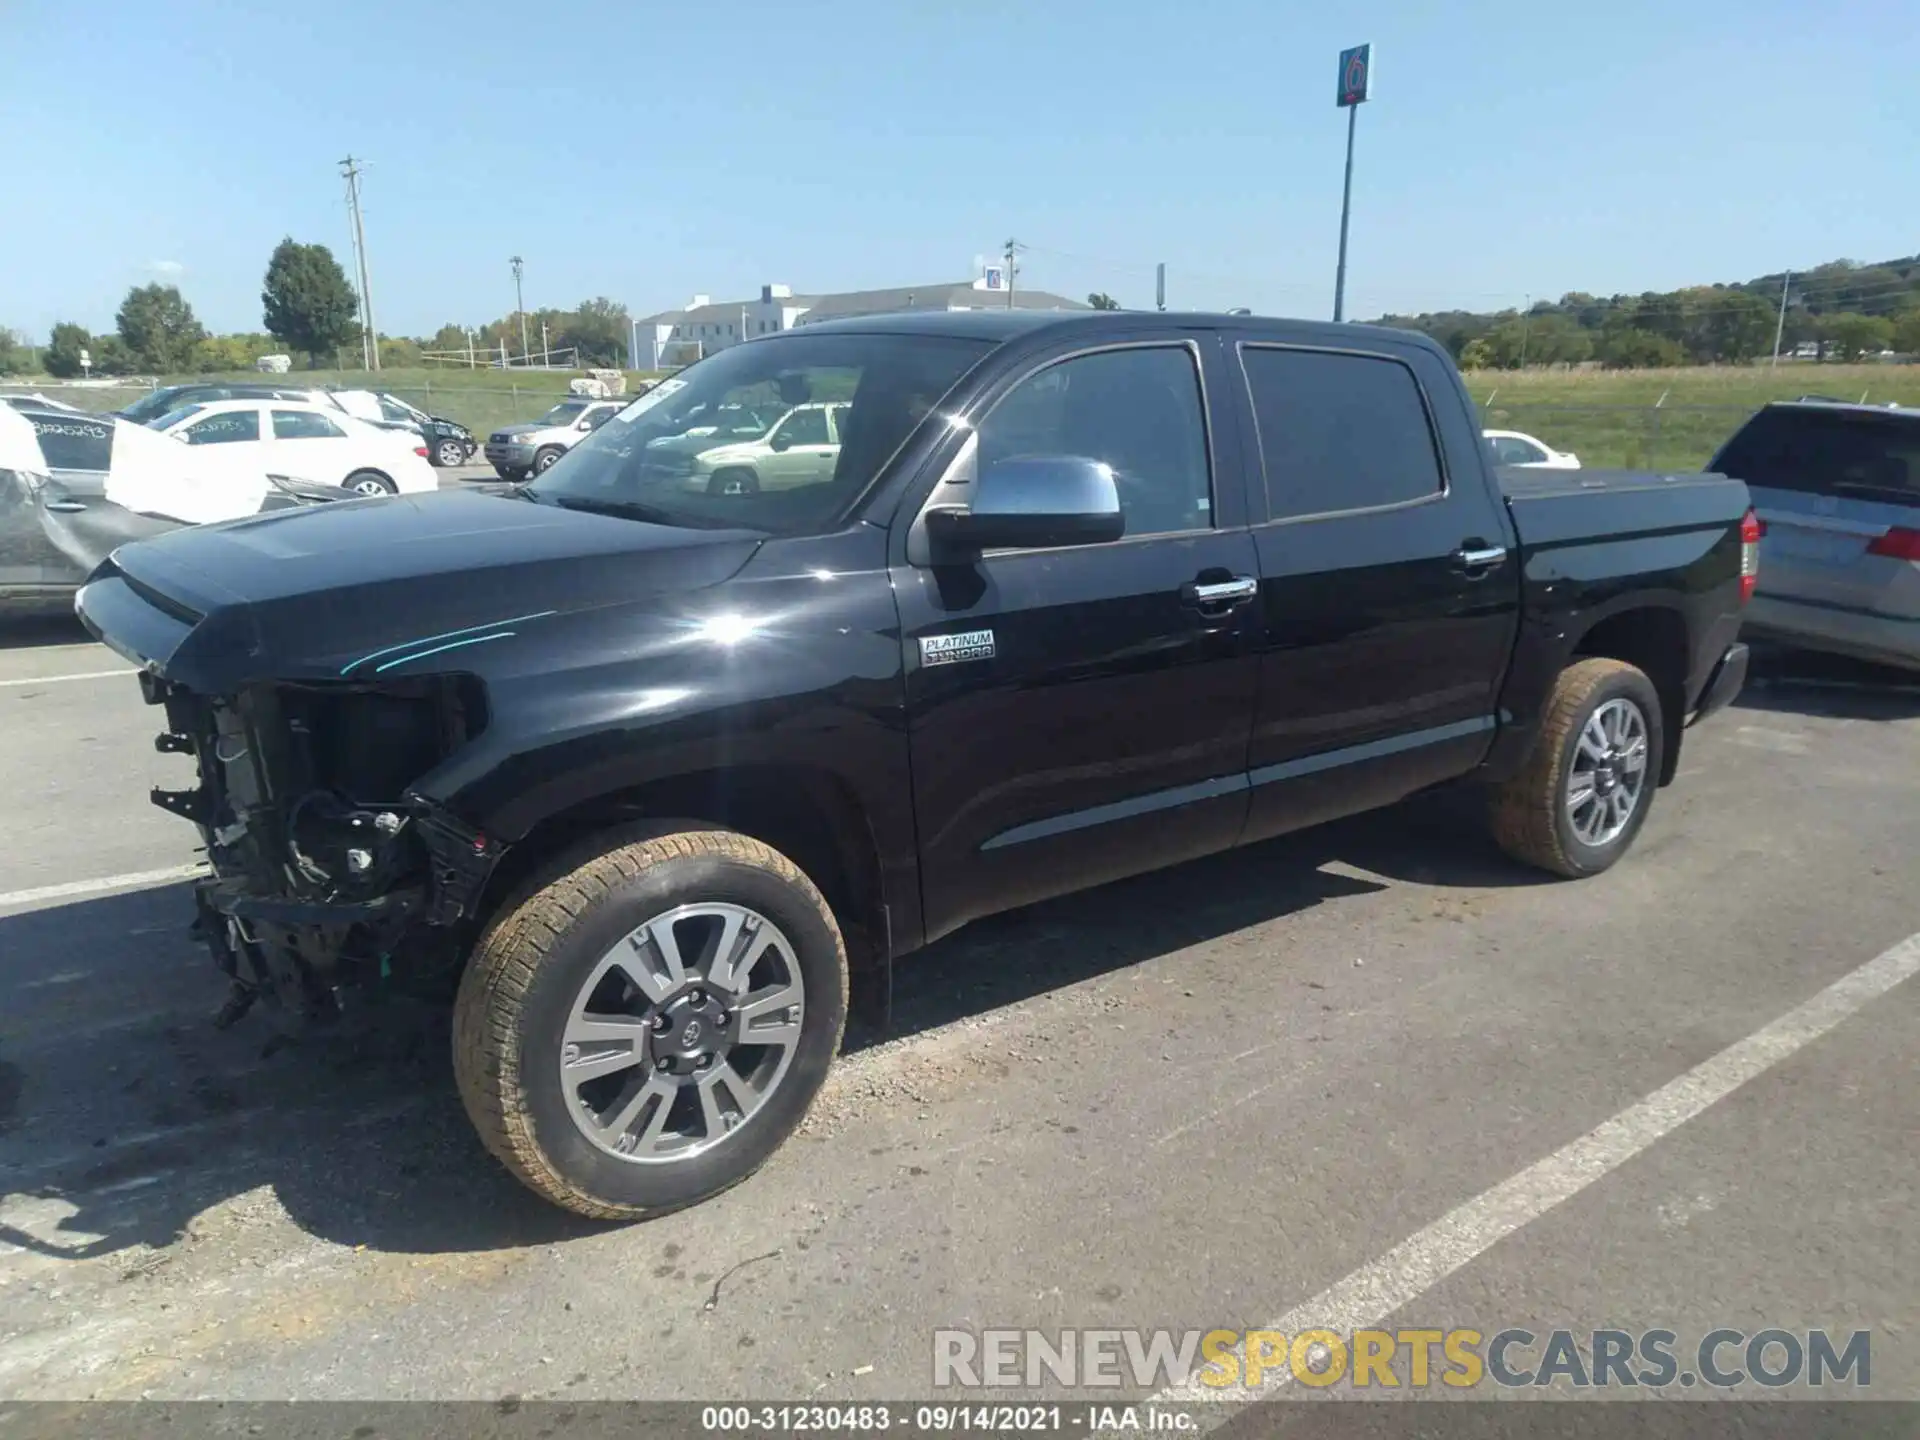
533;446;565;474
706;467;759;496
434;437;468;468
1488;657;1664;878
453;826;849;1219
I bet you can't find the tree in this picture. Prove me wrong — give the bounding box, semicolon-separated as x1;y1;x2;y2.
44;322;91;379
89;336;139;375
0;328;30;376
261;237;361;364
1457;338;1494;370
191;335;258;372
1087;292;1121;311
1821;312;1893;361
1892;307;1920;358
557;297;630;367
1596;327;1685;369
116;284;206;372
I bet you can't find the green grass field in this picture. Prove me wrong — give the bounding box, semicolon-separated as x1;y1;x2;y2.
32;360;1920;473
1469;363;1920;470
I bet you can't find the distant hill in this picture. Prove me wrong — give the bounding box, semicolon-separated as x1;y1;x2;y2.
1375;256;1920;369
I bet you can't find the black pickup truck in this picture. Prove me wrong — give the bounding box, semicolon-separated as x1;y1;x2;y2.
76;311;1755;1218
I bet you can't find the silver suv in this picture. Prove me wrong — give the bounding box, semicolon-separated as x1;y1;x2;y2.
484;398;626;480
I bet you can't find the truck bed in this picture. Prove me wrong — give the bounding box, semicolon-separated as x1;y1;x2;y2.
1497;466;1750;547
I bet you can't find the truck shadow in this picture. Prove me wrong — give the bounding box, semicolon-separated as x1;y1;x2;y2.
1733;644;1920;721
0;615;93;651
0;797;1536;1264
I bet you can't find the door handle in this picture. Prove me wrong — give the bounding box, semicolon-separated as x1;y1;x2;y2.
1452;543;1508;574
1182;575;1259;609
44;500;87;513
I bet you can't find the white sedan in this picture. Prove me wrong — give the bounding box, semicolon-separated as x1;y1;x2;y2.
1484;428;1581;469
147;399;438;496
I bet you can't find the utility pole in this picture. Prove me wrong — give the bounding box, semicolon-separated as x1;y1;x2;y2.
1519;296;1532;369
1003;238;1020;310
540;320;550;367
340;156;379;370
510;256;528;366
1156;262;1166;312
1770;270;1793;369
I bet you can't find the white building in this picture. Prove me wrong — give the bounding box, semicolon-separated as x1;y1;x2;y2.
633;277;1087;369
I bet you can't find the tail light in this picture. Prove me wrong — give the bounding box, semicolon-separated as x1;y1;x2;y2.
1739;507;1761;603
1866;526;1920;561
413;445;429;458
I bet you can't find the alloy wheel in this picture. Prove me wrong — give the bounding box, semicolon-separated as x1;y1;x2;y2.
558;903;805;1164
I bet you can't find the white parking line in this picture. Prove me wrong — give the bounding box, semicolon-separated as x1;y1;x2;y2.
1155;927;1920;1409
0;668;134;689
0;865;203;910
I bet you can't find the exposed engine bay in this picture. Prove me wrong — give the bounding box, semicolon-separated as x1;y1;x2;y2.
142;670;502;1026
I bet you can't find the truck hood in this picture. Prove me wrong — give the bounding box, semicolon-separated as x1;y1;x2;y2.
76;487;763;692
493;425;560;441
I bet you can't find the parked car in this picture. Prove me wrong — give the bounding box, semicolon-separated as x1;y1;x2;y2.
117;382;340;427
1485;428;1581;469
147;399;438;496
681;401;850;494
331;390;480;468
483;398;626;480
1708;400;1920;672
1;391;83;413
0;406;352;614
77;310;1754;1219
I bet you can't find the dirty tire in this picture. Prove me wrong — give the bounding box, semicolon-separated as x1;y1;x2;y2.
1489;657;1664;879
452;826;848;1220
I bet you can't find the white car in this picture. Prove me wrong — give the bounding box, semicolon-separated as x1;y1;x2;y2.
148;399;438;496
1485;428;1581;469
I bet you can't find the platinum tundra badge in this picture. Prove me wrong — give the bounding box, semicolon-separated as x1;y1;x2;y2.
921;629;996;666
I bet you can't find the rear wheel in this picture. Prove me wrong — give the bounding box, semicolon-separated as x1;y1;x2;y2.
345;469;396;496
533;446;565;474
1489;657;1663;878
453;825;848;1219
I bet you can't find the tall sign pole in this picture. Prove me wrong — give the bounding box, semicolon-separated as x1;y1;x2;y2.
1332;42;1373;323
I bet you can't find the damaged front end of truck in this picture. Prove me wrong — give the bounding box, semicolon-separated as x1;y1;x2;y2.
138;668;505;1028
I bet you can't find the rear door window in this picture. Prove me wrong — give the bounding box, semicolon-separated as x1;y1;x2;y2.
272;409;348;440
1713;408;1920;506
184;409;262;445
1239;346;1446;519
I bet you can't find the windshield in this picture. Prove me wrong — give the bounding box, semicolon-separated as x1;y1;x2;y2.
529;333;993;534
149;404;206;431
536;402;591;426
119;388;193;424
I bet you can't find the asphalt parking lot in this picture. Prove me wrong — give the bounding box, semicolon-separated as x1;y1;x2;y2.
0;623;1915;1407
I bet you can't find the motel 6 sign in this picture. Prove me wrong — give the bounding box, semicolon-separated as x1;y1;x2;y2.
1338;43;1372;107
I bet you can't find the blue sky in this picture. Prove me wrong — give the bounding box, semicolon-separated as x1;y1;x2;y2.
2;0;1913;339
